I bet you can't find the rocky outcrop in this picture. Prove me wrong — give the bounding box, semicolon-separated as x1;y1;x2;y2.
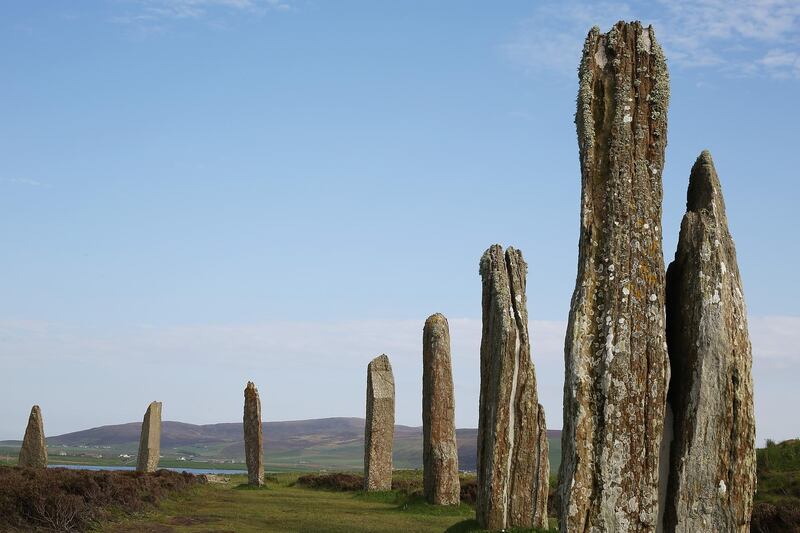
422;313;460;506
18;405;47;468
663;151;756;532
364;354;395;491
244;381;264;486
558;21;671;533
477;245;548;530
136;401;162;473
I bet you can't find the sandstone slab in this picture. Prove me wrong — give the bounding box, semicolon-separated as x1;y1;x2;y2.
137;401;162;473
558;21;671;533
364;354;395;491
663;151;756;532
244;381;264;487
477;245;548;529
422;313;460;505
18;405;47;468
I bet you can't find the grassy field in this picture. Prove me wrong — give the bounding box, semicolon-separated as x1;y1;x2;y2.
98;472;556;533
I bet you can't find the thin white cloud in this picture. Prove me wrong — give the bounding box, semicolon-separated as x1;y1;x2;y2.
503;0;800;79
1;315;797;443
0;177;44;187
112;0;290;31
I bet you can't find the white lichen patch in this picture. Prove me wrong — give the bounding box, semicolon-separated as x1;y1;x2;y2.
638;30;652;54
594;45;608;69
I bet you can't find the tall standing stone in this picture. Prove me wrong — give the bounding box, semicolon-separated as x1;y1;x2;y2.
243;381;264;487
558;21;671;533
477;245;549;530
18;405;47;468
364;354;395;491
422;313;460;506
663;152;756;532
136;401;162;473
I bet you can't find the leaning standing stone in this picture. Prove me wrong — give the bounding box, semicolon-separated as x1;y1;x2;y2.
558;21;671;533
422;313;460;505
364;354;395;491
136;401;162;473
477;245;548;530
243;381;265;486
663;152;756;532
18;405;47;468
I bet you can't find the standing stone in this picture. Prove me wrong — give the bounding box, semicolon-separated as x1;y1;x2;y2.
136;401;162;473
364;354;395;491
663;152;756;532
18;405;47;468
422;313;460;506
558;22;671;533
477;245;548;530
533;406;550;528
243;381;264;486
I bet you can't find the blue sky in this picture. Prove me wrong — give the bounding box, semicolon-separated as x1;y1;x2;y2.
1;1;798;444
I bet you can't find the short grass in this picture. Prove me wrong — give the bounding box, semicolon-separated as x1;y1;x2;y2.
756;438;800;506
98;472;556;533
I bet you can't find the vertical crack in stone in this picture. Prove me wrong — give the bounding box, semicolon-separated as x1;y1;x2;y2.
663;151;756;532
18;405;47;468
422;313;460;505
137;401;162;473
559;21;670;533
244;381;264;487
364;354;395;491
477;245;549;530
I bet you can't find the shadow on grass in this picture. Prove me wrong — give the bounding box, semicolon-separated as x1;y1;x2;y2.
353;491;472;518
233;482;271;491
444;519;557;533
444;519;482;532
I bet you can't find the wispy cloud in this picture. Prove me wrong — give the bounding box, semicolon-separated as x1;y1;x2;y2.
112;0;291;32
0;315;797;441
0;177;44;187
503;0;800;79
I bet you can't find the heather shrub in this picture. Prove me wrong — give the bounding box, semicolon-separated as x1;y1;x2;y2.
0;466;202;532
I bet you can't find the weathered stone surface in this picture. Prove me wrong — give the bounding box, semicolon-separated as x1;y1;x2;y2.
243;381;264;487
364;354;395;491
662;151;756;532
422;313;460;506
533;405;550;528
18;405;47;468
477;245;548;530
558;21;671;533
136;401;162;473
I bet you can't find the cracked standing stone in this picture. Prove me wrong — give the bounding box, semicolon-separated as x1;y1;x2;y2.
477;245;548;530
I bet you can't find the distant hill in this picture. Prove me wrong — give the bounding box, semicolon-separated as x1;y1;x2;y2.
7;417;562;472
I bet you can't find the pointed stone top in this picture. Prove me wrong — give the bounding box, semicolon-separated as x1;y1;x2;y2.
246;381;258;391
687;150;726;214
30;405;41;416
148;401;162;409
369;354;392;371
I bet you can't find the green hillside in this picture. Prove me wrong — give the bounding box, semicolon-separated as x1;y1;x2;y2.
0;417;563;474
